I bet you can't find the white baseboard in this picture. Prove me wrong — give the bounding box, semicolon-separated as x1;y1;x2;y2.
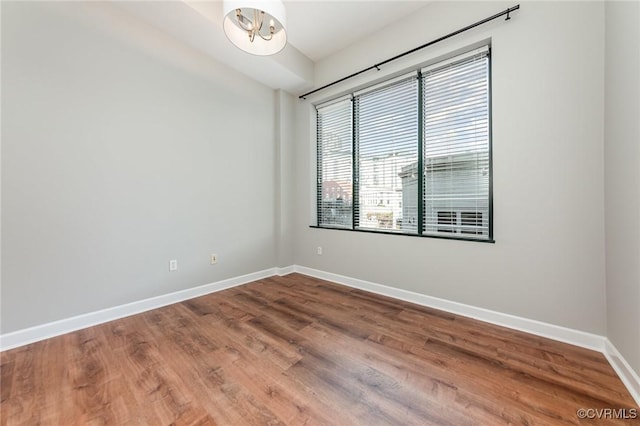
276;265;296;276
604;339;640;406
0;267;279;351
293;265;606;351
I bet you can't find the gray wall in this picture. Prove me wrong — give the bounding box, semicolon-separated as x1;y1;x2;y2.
292;1;608;334
1;2;277;333
275;90;295;267
605;1;640;375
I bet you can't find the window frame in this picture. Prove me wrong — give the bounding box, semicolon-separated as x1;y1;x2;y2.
313;47;494;244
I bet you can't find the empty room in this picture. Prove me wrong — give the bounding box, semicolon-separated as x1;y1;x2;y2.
1;0;639;424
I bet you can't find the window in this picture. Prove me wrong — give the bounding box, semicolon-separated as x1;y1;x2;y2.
422;50;490;238
316;98;352;228
355;77;418;232
316;46;492;242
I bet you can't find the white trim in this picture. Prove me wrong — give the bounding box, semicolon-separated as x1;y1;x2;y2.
0;268;278;351
292;265;606;351
276;265;296;276
604;339;640;406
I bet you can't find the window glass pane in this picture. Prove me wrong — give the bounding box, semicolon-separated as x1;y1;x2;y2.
355;78;419;232
437;211;457;233
423;54;490;238
317;99;353;228
461;211;483;235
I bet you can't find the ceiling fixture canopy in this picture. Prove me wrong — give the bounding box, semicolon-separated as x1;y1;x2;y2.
222;0;287;56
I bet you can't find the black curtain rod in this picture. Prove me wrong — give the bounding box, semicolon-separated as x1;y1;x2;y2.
298;4;520;100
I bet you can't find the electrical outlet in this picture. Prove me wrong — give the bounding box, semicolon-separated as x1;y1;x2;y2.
169;259;178;271
210;254;218;265
317;246;323;255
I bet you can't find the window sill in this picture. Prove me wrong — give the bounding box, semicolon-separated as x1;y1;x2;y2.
309;225;495;243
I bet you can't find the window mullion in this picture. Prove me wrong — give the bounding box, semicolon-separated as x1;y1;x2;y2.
316;111;322;227
352;96;358;230
417;72;424;235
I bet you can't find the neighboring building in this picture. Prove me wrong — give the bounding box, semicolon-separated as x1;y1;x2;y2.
320;180;352;227
321;149;488;236
358;153;410;230
398;163;418;232
399;152;489;236
320;151;412;230
319;133;353;227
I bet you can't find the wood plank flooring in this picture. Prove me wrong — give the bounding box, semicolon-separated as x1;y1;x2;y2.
1;273;638;425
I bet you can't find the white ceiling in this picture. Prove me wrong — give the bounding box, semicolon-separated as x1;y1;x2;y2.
283;1;431;61
108;1;431;93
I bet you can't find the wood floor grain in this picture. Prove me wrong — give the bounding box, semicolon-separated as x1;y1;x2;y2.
1;273;638;425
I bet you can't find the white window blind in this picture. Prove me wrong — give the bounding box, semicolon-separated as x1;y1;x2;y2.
422;50;490;238
315;46;492;242
316;98;353;228
354;77;419;232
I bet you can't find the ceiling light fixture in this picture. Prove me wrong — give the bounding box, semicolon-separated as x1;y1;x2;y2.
222;0;287;56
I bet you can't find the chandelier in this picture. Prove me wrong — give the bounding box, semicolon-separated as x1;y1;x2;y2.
222;0;287;56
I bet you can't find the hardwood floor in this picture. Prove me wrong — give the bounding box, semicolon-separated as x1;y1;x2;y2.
1;273;638;425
